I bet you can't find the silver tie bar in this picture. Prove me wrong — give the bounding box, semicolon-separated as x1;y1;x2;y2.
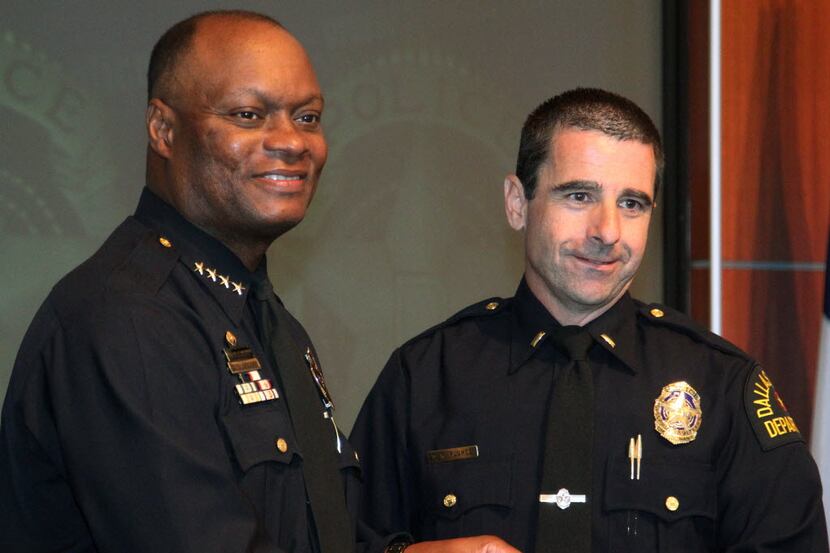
539;488;587;510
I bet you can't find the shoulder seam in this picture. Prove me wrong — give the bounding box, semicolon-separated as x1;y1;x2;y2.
106;231;180;296
402;296;509;347
637;301;751;361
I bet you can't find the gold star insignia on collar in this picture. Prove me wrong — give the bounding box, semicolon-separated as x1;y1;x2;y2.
194;261;246;297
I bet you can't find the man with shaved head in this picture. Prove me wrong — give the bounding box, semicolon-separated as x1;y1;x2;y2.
0;10;373;553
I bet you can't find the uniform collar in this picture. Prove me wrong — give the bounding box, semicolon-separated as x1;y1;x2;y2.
133;187;254;324
584;292;641;374
508;278;562;373
508;278;641;374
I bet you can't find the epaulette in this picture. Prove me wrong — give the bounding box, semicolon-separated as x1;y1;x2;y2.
107;230;180;295
50;220;178;317
405;296;510;345
635;300;751;361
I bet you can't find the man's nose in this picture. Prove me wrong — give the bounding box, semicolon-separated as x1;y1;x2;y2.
589;201;621;245
263;114;307;158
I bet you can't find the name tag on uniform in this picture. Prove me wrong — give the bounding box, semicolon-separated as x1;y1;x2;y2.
426;445;479;463
225;347;262;374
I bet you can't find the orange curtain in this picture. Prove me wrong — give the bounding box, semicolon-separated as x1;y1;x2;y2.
691;0;830;439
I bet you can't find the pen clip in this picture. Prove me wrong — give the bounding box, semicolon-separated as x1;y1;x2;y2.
628;434;642;481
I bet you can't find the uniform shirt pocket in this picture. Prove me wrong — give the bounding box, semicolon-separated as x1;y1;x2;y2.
603;455;716;553
422;459;512;539
220;406;302;471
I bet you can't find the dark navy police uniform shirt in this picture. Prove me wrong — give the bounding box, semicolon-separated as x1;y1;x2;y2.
0;189;378;553
350;280;828;552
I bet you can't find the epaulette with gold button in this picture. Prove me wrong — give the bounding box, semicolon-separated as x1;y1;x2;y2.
405;297;509;344
635;301;750;361
440;296;508;325
109;230;180;294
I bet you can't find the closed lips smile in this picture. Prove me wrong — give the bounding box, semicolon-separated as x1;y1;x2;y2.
575;255;618;266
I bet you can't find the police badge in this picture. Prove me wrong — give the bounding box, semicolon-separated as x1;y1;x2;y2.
304;347;334;410
653;381;702;445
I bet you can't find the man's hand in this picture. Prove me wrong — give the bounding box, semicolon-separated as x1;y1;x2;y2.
405;535;521;553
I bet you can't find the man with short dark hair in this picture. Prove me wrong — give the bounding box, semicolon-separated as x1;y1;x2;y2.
0;10;371;553
351;88;828;552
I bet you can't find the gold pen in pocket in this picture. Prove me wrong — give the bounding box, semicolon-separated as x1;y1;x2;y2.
626;434;642;536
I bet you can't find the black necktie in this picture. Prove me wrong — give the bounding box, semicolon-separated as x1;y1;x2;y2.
250;278;354;553
535;326;594;553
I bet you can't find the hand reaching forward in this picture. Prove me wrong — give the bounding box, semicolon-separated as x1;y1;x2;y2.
405;535;521;553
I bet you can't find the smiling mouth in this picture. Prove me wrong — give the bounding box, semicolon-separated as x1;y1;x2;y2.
252;171;309;192
255;172;305;181
574;255;619;268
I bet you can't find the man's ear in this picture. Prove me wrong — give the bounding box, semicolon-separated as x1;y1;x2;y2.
146;99;176;159
504;174;528;231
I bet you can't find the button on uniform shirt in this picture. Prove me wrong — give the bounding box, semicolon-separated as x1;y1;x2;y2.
0;188;375;553
350;279;828;552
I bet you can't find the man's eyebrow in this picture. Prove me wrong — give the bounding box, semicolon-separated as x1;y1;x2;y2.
621;188;654;206
550;180;602;193
227;89;325;108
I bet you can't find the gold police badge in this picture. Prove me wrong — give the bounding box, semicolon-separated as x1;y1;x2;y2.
653;381;702;445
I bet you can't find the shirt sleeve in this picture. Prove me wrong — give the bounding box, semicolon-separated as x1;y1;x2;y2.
350;348;417;552
717;359;828;551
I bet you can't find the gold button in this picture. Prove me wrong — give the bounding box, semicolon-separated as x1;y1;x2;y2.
485;302;499;311
158;236;172;248
442;493;457;508
665;496;679;511
600;333;616;348
276;438;288;453
225;331;238;347
650;308;665;318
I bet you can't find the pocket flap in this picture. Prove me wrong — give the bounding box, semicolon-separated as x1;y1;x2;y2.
604;454;716;522
220;407;301;472
425;459;512;519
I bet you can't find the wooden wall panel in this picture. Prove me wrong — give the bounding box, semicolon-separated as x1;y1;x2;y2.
722;270;826;432
692;0;830;440
722;1;830;263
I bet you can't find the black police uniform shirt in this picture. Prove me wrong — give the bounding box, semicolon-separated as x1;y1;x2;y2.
0;188;375;553
350;279;828;552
